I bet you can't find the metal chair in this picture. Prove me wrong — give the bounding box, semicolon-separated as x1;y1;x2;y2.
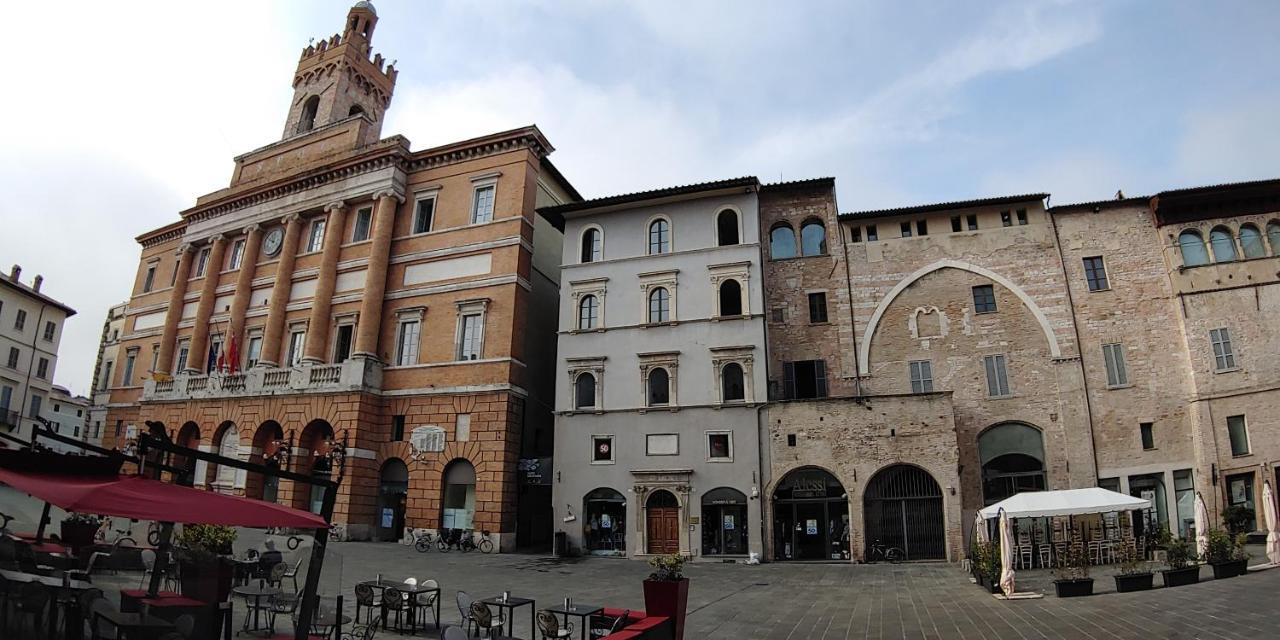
382;586;408;632
12;581;50;638
537;609;574;639
281;557;303;592
455;591;475;636
340;615;382;640
441;625;469;640
266;562;288;589
353;583;377;624
415;579;439;628
469;601;506;639
266;592;300;634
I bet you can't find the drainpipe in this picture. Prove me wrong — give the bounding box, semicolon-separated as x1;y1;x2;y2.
834;187;865;398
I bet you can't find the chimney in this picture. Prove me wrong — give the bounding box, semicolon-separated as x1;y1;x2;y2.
9;264;19;282
32;275;43;292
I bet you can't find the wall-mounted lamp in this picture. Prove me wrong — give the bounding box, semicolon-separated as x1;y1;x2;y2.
947;486;956;496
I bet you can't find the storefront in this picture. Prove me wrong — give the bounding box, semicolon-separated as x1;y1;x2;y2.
441;459;476;530
583;487;626;555
701;487;748;556
772;468;849;561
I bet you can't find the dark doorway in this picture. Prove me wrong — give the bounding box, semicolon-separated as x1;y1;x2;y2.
863;465;945;560
701;487;748;556
334;325;354;362
645;490;680;554
772;468;849;561
377;458;409;542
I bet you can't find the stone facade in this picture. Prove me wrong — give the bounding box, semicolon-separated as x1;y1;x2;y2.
0;265;76;450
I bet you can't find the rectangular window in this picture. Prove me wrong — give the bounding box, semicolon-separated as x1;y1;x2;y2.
865;225;878;242
412;198;435;234
909;360;933;393
333;324;353;363
707;432;732;460
455;414;471;441
122;353;136;386
458;313;483;360
194;248;210;278
951;216;962;232
1083;256;1109;291
171;262;179;286
246;336;262;368
1210;328;1236;371
307;220;326;253
966;214;978;231
36;357;49;379
592;435;614;463
6;347;18;369
471;185;495;224
352;207;373;242
786;434;797;447
1001;210;1012;227
783;360;828;399
916;220;928;236
228;239;245;270
176;344;189;373
288;331;306;367
1227;415;1250;456
1140;422;1155;450
392;415;405;441
42;321;55;342
0;385;11;411
983;354;1010;397
849;227;862;243
807;292;828;323
646;433;679;456
1102;343;1128;387
206;337;222;374
28;395;42;418
972;284;997;313
395;320;420;366
100;361;113;391
142;265;156;292
1016;209;1028;225
900;221;912;238
15;309;26;331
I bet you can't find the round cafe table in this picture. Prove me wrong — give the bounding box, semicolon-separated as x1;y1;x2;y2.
232;583;282;634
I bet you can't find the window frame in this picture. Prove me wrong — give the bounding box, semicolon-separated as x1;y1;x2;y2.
1210;327;1237;372
578;294;600;330
647;216;672;255
909;359;933;393
865;224;878;242
716;208;741;246
716;279;744;317
1139;422;1155;451
42;321;56;342
648;287;671;324
591;434;615;464
807;291;828;324
983;354;1011;397
194;247;211;278
1001;210;1012;227
306;219;326;253
1226;415;1250;456
646;366;672;407
455;299;489;361
900;221;912;238
227;238;246;271
706;431;733;462
142;263;157;293
1083;256;1110;292
769;223;798;259
287;329;306;367
36;357;49;380
411;194;436;235
966;214;979;231
122;349;138;386
579;225;603;263
645;433;679;456
972;284;997;314
800;219;827;256
395;318;422;366
573;371;599;410
6;347;19;369
471;181;497;224
352;206;374;242
1102;342;1129;388
1016;209;1028;225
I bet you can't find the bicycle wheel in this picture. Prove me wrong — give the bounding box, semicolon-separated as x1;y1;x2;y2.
415;536;432;553
437;540;450;552
148;527;162;547
287;536;302;551
478;539;494;554
886;548;905;564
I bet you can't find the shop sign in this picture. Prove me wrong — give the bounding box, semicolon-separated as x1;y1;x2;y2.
519;457;552;485
601;514;612;529
791;473;829;498
806;519;818;535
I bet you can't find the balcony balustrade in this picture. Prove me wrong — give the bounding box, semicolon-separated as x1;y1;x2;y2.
141;358;381;401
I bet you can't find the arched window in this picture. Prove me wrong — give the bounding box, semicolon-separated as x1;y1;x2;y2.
800;220;827;256
297;96;320;134
978;422;1046;505
348;104;365;118
648;219;671;255
1239;224;1266;259
215;424;240;489
574;372;597;409
647;367;670;406
441;459;477;529
718;279;742;316
1179;230;1209;267
770;224;797;259
648;287;670;324
580;227;602;263
578;295;599;330
1210;227;1237;262
1269;221;1280;256
721;363;745;402
717;209;739;246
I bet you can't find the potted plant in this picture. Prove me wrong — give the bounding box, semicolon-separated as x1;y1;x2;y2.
1112;542;1153;592
643;553;689;640
1159;529;1200;587
1052;544;1094;597
1222;505;1255;535
60;513;101;552
980;541;1002;593
1206;529;1250;579
176;524;237;603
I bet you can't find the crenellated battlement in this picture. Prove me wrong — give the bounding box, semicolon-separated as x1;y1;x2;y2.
297;32;397;83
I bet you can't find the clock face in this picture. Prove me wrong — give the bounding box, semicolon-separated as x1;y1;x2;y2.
262;228;284;257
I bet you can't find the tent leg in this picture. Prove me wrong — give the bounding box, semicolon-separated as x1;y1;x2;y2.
148;522;175;597
295;479;338;640
34;502;51;544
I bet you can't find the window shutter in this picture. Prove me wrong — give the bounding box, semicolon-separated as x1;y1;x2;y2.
815;360;828;397
782;362;796;400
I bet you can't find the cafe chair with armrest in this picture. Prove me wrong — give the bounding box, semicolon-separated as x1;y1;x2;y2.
339;615;381;640
415;579;439;627
469;601;505;639
455;591;475;636
69;550;110;582
281;557;303;592
537;609;574;639
382;586;407;632
89;596;120;640
266;562;288;588
266;592;300;634
441;625;469;640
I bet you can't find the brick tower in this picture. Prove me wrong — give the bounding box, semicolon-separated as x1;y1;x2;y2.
282;1;398;140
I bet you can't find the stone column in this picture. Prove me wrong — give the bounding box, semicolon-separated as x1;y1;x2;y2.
260;213;305;368
155;244;194;376
353;192;402;360
227;224;264;357
185;235;229;374
302;202;349;364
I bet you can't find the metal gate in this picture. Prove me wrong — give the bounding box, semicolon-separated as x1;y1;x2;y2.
864;465;945;560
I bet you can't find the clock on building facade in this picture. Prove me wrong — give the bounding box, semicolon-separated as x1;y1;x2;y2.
262;227;284;257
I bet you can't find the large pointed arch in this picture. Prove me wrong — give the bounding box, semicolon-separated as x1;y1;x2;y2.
858;259;1062;373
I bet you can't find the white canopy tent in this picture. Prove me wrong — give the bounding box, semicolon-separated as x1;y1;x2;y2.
979;488;1151;520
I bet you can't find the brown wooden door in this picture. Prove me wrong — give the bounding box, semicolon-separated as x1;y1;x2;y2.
647;507;680;554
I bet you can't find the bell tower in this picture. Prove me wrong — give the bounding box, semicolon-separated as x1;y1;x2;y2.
282;1;398;141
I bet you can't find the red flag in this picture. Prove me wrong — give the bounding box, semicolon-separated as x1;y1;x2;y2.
216;346;226;373
227;333;240;375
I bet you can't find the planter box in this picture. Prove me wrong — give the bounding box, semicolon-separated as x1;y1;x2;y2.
1113;573;1154;593
642;578;689;640
1053;579;1094;598
60;521;100;552
977;575;1001;594
1161;566;1200;588
179;557;235;604
1210;559;1248;580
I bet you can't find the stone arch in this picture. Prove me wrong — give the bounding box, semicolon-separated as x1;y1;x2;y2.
246;420;285;501
858;259;1062;372
862;463;946;560
293;419;336;512
210;420;241;493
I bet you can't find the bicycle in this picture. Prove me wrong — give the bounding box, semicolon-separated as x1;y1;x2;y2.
95;517;137;547
866;539;904;563
437;528;477;553
265;527;306;550
476;530;494;554
0;510;13;536
413;530;437;553
147;521;163;546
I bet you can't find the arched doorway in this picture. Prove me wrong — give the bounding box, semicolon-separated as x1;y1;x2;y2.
211;421;240;494
441;459;476;530
863;465;945;560
296;419;336;514
377;458;409;542
979;422;1046;505
772;468;848;561
702;487;748;556
583;488;626;555
248;421;285;502
645;490;680;554
174;422;201;482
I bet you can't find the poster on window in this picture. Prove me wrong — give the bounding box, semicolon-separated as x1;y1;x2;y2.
723;514;734;530
806;519;818;535
381;508;394;528
601;514;612;529
1231;480;1247;505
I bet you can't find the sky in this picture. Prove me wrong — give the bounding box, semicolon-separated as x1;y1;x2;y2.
1;0;1278;397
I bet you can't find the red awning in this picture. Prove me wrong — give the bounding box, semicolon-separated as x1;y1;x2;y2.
0;468;327;529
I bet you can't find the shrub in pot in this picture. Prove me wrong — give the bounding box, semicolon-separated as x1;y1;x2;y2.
1159;529;1200;587
1206;529;1250;579
1112;541;1153;593
1222;505;1255;536
1052;545;1094;597
643;554;689;640
60;513;101;552
176;524;237;603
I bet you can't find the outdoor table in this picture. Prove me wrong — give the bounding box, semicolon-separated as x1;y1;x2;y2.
310;611;353;639
231;557;259;585
1;568;95;639
360;579;441;632
546;602;602;640
480;594;535;639
92;607;175;640
231;583;282;634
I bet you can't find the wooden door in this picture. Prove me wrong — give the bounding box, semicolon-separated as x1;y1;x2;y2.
647;507;680;554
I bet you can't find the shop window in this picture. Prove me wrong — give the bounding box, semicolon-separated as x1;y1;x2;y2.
584;488;626;554
1226;472;1255;517
441;460;476;529
591;436;613;464
702;487;748;556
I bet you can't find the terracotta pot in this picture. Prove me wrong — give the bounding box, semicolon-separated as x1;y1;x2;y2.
643;578;689;640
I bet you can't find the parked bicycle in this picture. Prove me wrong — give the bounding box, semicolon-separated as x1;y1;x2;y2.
147;521;163;546
413;530;437;553
866;539;904;563
95;517;138;546
436;528;495;553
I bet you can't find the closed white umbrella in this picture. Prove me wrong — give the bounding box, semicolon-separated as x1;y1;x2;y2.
974;510;987;544
1263;481;1280;566
999;509;1015;596
1194;492;1209;559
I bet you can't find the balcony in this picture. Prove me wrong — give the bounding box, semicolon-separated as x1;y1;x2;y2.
1;409;20;431
141;358;382;402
